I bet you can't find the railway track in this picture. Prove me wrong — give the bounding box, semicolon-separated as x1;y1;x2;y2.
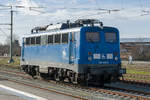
2;67;150;87
0;70;89;100
0;68;150;100
120;78;150;87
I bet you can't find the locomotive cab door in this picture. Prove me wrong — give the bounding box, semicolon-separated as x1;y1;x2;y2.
69;32;76;64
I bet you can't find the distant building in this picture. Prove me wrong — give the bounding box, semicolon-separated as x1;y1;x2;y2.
4;53;8;57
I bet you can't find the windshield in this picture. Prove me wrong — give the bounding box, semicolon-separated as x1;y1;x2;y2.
105;32;117;43
86;32;100;42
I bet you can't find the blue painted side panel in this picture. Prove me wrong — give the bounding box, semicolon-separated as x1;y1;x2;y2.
24;44;69;63
22;32;81;65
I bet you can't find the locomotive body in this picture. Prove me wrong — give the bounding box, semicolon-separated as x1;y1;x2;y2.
21;19;125;85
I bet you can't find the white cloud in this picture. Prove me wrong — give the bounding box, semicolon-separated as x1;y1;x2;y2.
15;0;44;15
16;0;37;7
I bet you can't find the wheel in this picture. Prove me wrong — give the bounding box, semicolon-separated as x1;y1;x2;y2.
30;67;37;78
77;78;86;86
67;77;73;83
25;67;28;74
54;73;60;81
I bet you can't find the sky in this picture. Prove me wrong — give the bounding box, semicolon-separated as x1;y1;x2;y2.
0;0;150;44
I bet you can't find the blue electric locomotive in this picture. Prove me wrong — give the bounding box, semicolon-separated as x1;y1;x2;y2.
21;19;126;85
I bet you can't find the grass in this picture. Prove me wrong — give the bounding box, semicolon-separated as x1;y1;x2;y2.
123;76;150;81
126;69;150;75
122;61;150;81
122;62;150;75
0;57;20;68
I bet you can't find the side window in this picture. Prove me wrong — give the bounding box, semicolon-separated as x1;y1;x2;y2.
41;35;47;45
36;36;41;45
26;37;30;45
62;33;68;43
105;32;117;43
48;35;53;44
31;37;35;45
54;34;61;43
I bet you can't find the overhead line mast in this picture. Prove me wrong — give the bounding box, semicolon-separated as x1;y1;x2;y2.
0;5;14;63
0;3;44;63
10;8;14;63
0;5;15;63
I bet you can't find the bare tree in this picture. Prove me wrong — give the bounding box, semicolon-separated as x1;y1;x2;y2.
132;38;150;60
0;34;21;56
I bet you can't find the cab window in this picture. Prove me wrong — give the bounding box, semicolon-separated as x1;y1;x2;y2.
86;32;100;42
105;32;117;43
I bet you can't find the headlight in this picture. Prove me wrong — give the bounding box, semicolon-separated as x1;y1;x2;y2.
115;57;118;61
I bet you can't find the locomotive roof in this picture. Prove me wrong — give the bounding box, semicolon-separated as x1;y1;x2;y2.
22;19;117;38
31;19;103;33
23;26;118;38
23;27;81;38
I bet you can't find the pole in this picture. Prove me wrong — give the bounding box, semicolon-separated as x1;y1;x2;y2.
9;10;14;63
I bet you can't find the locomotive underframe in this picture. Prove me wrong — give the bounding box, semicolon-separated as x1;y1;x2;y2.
21;62;122;85
78;64;122;84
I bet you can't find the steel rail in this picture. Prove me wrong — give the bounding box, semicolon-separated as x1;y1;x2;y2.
0;69;150;100
0;74;88;100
